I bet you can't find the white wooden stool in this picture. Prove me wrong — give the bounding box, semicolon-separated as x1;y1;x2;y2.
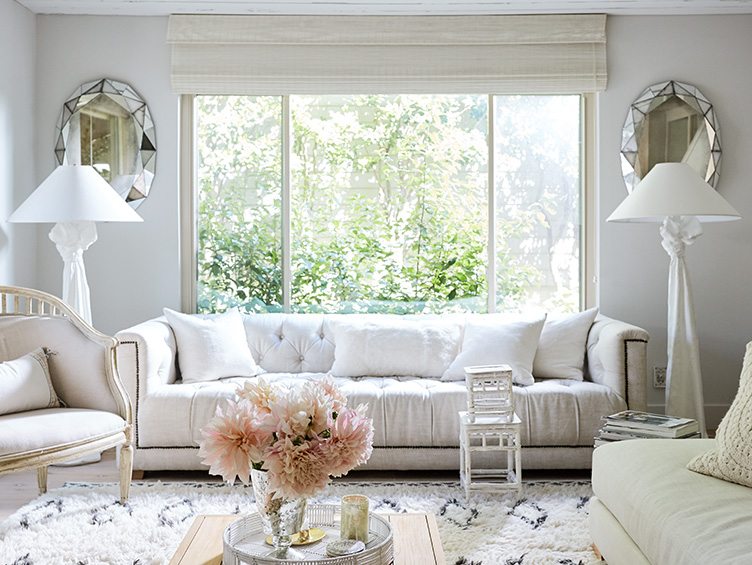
459;411;522;498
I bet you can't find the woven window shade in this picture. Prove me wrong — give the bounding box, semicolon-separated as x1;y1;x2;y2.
168;14;607;95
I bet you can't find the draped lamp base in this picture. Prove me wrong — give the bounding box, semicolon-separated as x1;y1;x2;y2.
49;221;97;325
660;216;706;437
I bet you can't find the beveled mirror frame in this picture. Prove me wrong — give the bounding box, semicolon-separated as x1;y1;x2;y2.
620;80;721;192
55;78;156;208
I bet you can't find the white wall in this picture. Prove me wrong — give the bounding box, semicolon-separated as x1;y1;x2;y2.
35;16;180;334
31;14;752;424
600;16;752;423
0;1;36;286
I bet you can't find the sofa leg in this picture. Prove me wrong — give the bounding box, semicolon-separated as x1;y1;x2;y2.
37;466;48;494
131;470;145;480
592;543;604;561
119;444;134;503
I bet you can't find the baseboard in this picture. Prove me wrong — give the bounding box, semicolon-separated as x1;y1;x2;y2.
647;403;729;429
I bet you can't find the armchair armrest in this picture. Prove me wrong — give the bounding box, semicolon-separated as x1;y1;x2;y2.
586;315;649;411
115;317;178;416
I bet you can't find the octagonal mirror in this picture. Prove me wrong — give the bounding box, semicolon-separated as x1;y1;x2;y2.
55;78;156;208
620;80;720;192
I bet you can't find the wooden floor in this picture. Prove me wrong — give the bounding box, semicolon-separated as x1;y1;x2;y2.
0;449;589;522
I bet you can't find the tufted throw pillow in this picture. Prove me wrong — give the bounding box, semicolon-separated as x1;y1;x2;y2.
329;318;461;378
533;308;598;380
0;348;59;416
687;341;752;487
163;308;262;383
442;314;546;385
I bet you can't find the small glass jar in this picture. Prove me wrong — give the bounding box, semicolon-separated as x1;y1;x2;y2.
340;494;369;542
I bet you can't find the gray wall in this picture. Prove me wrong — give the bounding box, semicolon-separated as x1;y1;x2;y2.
34;16;180;332
23;13;752;425
0;1;36;286
599;16;752;421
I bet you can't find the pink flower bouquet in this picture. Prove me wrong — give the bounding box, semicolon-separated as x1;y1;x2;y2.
198;378;374;499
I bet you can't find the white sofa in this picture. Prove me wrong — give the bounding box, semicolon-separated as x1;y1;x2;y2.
590;439;752;564
115;313;648;472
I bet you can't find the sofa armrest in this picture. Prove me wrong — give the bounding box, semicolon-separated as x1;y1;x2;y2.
115;317;178;413
586;315;649;411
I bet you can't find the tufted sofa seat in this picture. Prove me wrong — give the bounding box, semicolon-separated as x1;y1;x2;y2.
116;313;648;472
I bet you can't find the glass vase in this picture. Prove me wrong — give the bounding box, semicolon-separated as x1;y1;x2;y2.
251;468;308;560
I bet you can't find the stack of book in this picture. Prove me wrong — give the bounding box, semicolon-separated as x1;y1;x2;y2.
594;410;700;447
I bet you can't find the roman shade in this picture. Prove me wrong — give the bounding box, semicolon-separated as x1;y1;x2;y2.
168;14;607;95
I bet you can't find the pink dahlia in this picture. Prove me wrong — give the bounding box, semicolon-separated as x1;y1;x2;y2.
263;437;332;499
318;376;347;415
326;404;374;477
262;389;314;439
300;380;336;435
198;399;272;485
237;378;277;414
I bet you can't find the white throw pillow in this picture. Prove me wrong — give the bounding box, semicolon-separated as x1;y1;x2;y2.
0;348;59;416
442;315;547;385
330;318;461;378
687;341;752;487
163;308;261;383
533;308;599;380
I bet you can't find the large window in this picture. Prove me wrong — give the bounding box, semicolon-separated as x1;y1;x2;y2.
195;94;584;314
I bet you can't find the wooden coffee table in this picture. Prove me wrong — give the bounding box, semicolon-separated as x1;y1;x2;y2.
170;513;445;564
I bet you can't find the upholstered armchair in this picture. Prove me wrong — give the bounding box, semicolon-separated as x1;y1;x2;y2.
0;286;133;502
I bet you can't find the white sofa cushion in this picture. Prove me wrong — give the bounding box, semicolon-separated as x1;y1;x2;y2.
688;341;752;487
244;313;335;373
534;308;598;380
0;408;125;458
0;348;59;416
329;318;460;377
442;314;546;385
136;374;625;449
592;439;752;565
164;308;261;383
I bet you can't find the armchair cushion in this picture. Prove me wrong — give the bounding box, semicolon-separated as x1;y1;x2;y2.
688;341;752;487
0;408;126;459
0;348;59;416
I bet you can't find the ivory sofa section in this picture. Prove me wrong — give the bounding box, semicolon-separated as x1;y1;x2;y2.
115;313;648;471
591;439;752;564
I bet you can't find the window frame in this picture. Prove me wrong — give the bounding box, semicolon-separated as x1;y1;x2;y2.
179;93;597;314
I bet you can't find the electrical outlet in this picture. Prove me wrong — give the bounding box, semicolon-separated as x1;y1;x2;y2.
653;366;667;389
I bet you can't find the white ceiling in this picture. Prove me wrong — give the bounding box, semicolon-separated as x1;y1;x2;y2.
15;0;752;16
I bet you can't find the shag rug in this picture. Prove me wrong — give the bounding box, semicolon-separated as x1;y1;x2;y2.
0;481;599;565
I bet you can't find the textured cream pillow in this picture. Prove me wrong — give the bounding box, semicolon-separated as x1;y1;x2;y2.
163;308;261;383
687;341;752;487
330;318;461;378
0;348;59;416
533;308;598;380
442;314;547;385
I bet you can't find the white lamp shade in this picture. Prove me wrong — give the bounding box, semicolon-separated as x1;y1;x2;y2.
9;165;143;223
607;163;741;223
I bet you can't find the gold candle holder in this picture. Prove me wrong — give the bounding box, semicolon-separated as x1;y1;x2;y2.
340;494;369;542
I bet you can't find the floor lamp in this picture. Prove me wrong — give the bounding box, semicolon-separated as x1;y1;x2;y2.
607;163;740;436
9;165;142;325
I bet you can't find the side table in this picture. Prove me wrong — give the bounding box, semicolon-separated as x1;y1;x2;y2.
459;411;522;498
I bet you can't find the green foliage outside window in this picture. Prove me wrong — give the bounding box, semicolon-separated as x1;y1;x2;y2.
197;94;579;314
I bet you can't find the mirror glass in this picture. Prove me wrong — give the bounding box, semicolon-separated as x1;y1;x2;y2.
55;78;156;208
620;80;720;192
